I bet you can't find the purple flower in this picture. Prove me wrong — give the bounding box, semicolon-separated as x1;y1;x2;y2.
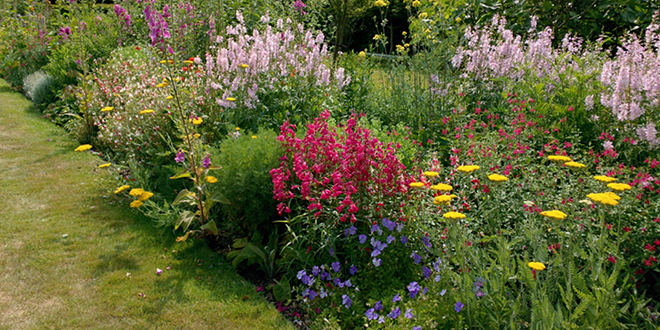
382;218;396;231
440;289;446;296
296;270;306;280
407;282;421;299
365;308;378;320
312;266;320;276
386;235;395;244
405;308;413;319
422;237;432;248
411;251;422;264
308;290;317;300
344;279;352;287
413;327;421;330
348;226;357;235
435;275;441;282
371;249;381;257
203;154;211;168
359;234;367;244
388;307;401;319
454;301;464;313
374;301;383;311
156;268;163;275
392;293;401;303
371;224;382;235
401;236;408;245
350;264;357;275
320;271;330;281
329;247;334;256
293;0;307;15
422;287;428;295
175;150;185;163
422;266;431;279
342;294;352;308
372;258;382;267
331;261;340;273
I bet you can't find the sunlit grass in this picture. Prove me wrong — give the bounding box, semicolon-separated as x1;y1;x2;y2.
0;80;293;329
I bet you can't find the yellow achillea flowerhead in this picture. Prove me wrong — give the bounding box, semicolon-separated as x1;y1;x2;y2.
443;211;466;219
129;188;145;197
457;165;480;173
193;134;201;139
101;106;114;112
205;176;218;183
130;200;143;208
547;155;571;162
540;210;567;220
239;64;249;68
528;262;546;270
140;109;154;114
431;183;453;191
251;136;257;139
411;0;421;7
75;144;92;152
226;97;237;102
586;192;619;206
409;182;424;188
183;60;194;64
156;82;169;88
235;127;241;131
374;0;388;7
358;51;366;58
565;161;586;168
114;185;130;194
190;117;203;125
488;174;508;182
593;175;616;183
433;194;457;205
607;183;632;191
423;171;439;177
166;95;174;100
98;163;111;168
138;191;154;201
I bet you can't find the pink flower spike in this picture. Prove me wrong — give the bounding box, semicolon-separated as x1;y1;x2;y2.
166;267;171;270
156;268;163;275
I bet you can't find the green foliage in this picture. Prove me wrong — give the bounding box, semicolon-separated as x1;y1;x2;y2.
22;70;56;109
226;230;283;279
210;128;282;237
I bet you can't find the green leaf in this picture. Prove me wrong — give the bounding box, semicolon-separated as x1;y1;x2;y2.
175;211;195;232
272;279;291;302
208;191;230;204
200;220;218;236
170;171;192;180
172;189;191;205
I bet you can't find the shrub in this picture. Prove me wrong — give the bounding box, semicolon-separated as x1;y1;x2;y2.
23;70;55;108
210;128;282;236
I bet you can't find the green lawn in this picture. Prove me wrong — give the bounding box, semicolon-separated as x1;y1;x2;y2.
0;80;294;330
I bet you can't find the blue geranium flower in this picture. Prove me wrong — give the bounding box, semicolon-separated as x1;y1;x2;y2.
373;258;382;267
359;234;367;244
331;261;340;272
405;308;413;319
374;301;383;311
392;293;401;303
388;307;401;319
342;294;353;308
455;301;464;312
422;266;431;279
350;264;357;275
407;282;421;299
365;308;378;321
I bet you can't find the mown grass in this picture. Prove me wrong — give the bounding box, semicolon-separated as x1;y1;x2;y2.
0;80;294;330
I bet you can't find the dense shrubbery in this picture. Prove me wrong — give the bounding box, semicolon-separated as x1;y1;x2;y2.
2;0;660;328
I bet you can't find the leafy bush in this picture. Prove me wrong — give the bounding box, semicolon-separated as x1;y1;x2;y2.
210;128;282;236
23;70;55;108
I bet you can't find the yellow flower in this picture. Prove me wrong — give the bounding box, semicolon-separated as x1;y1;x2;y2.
166;95;174;100
528;262;546;271
547;155;571;162
487;174;508;182
226;97;236;102
433;194;457;205
159;60;167;64
373;34;382;41
114;185;130;194
374;0;388;7
235;127;241;131
358;51;366;58
443;211;466;219
586;192;619;206
419;12;428;19
593;175;616;183
138;191;154;201
457;165;480;173
130;200;143;208
193;133;201;139
251;135;257;139
98;163;111;168
129;188;145;197
139;109;154;114
74;144;93;152
607;183;632;191
189;117;203;125
431;183;453;191
239;64;249;68
409;182;424;188
423;171;439;177
156;82;169;88
205;176;218;183
540;210;567;220
565;161;586;168
101;106;114;112
396;45;405;52
412;0;421;7
183;60;194;64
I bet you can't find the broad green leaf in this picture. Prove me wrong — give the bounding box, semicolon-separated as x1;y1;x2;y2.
172;189;191;205
200;220;218;236
170;171;192;180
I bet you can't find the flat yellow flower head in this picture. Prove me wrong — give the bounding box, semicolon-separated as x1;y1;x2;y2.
586;193;619;206
189;117;203;125
193;134;201;139
251;135;257;139
138;191;154;201
528;262;546;271
457;165;480;173
114;185;130;194
607;183;632;191
129;188;145;197
547;155;571;162
183;60;194;64
431;183;453;191
205;176;218;183
101;106;114;112
409;182;424;188
412;0;421;7
98;163;111;168
433;194;457;205
239;64;249;68
156;82;169;88
226;97;237;102
593;175;616;183
488;174;508;182
423;171;439;177
235;127;241;131
139;109;154;114
130;200;143;208
443;211;466;219
166;95;174;100
75;144;92;152
565;161;586;168
540;210;567;220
